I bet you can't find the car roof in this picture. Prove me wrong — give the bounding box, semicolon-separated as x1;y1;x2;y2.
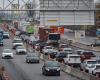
67;54;80;56
84;59;96;62
45;60;58;63
27;53;37;56
3;49;12;51
64;48;72;50
45;46;53;47
17;46;25;48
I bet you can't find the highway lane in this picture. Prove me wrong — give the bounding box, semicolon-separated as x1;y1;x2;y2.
64;29;95;45
0;39;80;80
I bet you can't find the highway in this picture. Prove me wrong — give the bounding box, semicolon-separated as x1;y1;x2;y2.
0;38;80;80
63;29;95;45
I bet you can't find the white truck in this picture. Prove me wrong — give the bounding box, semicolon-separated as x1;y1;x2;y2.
80;59;97;73
64;54;81;67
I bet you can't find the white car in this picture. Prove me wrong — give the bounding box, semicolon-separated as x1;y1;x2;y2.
63;48;73;54
92;64;100;75
42;46;58;55
59;44;68;51
80;59;97;73
64;54;81;67
12;38;23;49
2;49;13;59
3;32;10;39
16;46;27;54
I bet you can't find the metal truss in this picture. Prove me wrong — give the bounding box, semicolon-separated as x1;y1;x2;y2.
0;0;35;11
0;0;99;11
41;0;94;10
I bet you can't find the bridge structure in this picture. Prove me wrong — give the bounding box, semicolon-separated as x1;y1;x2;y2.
40;0;95;26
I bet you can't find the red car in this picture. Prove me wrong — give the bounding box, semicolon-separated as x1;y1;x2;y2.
80;51;96;61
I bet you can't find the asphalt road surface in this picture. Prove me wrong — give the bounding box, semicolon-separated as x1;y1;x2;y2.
0;38;80;80
64;29;95;45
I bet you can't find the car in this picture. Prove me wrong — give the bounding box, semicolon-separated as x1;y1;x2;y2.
42;46;58;55
92;64;100;75
42;61;60;76
36;41;48;52
16;46;27;54
3;32;10;39
64;54;81;67
56;51;67;62
80;51;96;62
59;44;68;51
26;53;39;63
12;38;23;49
48;52;58;59
63;48;73;54
2;49;13;59
80;59;97;73
91;39;100;47
75;49;84;55
15;30;20;36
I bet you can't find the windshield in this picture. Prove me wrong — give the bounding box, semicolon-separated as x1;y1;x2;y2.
13;40;22;43
60;45;68;48
46;47;53;49
4;49;12;53
46;62;59;67
64;49;72;52
57;53;66;57
17;46;25;49
87;61;97;64
69;56;80;58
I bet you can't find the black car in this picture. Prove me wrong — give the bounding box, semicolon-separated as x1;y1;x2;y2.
56;51;67;62
42;61;60;76
26;53;39;63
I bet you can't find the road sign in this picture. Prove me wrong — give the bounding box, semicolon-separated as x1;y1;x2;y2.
75;30;85;38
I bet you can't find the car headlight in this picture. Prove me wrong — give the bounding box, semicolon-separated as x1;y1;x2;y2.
46;68;50;71
57;68;60;71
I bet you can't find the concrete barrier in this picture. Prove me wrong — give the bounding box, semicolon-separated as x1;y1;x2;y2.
59;62;100;80
41;54;100;80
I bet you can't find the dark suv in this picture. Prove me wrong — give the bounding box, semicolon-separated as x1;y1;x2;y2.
56;52;67;62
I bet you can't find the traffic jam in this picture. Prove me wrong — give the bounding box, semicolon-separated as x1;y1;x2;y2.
1;22;100;79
